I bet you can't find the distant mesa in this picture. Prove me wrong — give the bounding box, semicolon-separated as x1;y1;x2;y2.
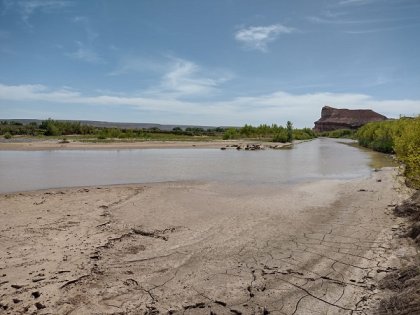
313;106;387;132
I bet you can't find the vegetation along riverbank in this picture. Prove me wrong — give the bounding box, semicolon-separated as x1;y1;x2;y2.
355;116;420;314
1;119;315;143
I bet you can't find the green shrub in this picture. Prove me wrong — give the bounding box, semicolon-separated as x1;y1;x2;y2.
223;128;239;140
286;121;293;142
394;117;420;188
356;120;398;153
4;132;11;139
97;131;108;140
273;129;288;143
320;129;356;139
357;117;420;188
294;127;316;140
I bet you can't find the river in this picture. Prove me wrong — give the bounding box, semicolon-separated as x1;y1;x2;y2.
0;138;393;193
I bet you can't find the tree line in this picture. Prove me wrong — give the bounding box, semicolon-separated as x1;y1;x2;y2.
1;119;316;143
222;121;316;143
0;119;226;138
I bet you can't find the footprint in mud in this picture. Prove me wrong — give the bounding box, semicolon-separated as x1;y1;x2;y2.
126;245;146;254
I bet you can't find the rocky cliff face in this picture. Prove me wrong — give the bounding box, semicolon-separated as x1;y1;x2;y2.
314;106;387;132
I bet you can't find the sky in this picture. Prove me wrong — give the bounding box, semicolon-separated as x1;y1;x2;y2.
0;0;419;128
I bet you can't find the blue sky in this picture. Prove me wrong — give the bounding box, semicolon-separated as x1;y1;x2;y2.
0;0;419;127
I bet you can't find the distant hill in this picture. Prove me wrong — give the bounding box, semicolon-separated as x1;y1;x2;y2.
0;119;229;131
313;106;387;132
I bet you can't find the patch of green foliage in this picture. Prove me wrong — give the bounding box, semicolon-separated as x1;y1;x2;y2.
4;132;12;139
356;120;399;153
356;117;420;188
222;122;316;143
0;121;40;136
293;127;316;140
318;129;356;139
1;119;317;144
286;121;293;142
0;119;226;141
223;128;239;140
272;127;289;143
40;119;96;136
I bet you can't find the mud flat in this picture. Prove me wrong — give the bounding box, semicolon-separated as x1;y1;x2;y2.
0;168;415;314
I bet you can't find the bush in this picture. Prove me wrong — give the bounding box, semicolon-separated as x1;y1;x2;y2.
356;120;399;153
97;131;108;140
357;117;420;188
319;129;356;139
4;132;12;139
286;121;293;142
294;127;316;140
394;117;420;188
273;129;288;143
223;128;239;140
46;124;60;136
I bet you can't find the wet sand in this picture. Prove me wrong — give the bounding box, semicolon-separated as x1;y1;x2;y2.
0;167;414;314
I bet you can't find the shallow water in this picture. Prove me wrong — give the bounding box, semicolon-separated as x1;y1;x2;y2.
0;138;393;193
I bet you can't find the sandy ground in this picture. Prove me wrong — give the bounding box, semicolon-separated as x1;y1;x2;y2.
0;168;414;314
0;140;293;151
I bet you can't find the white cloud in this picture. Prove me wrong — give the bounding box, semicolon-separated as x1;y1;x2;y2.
0;83;419;127
109;56;233;97
157;58;232;97
66;41;104;64
234;24;295;52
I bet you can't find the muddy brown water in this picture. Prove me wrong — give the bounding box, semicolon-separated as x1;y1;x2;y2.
0;138;394;193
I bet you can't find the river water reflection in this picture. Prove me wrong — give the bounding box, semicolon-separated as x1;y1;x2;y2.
0;138;394;193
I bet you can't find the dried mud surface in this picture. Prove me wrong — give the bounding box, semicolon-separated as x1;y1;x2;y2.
374;191;420;315
0;168;413;314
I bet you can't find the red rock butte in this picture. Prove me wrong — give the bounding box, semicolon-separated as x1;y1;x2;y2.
313;106;387;132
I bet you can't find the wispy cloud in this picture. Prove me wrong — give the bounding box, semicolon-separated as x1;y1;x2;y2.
109;56;233;97
66;16;104;64
156;58;232;97
72;16;98;43
66;41;104;64
338;0;375;6
0;83;418;126
108;55;165;76
308;15;419;25
308;5;420;34
345;23;420;34
234;24;295;52
3;0;71;26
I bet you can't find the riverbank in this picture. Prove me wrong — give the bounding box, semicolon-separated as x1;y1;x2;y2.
374;190;420;314
0;139;295;151
0;167;414;314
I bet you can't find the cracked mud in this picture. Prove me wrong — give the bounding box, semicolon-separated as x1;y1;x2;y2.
0;168;413;314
